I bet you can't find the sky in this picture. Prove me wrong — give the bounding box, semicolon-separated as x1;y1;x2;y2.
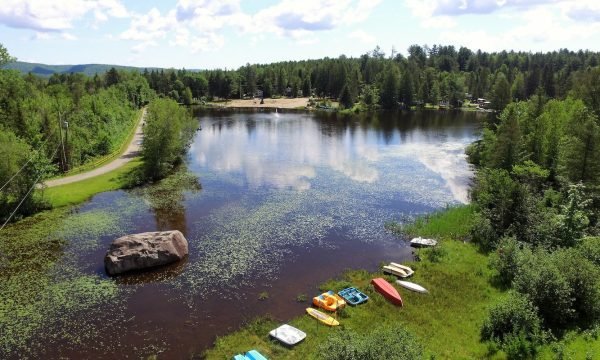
1;0;600;70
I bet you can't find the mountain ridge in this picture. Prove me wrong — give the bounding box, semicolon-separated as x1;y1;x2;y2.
2;61;199;77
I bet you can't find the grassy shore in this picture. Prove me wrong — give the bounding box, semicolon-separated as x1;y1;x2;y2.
204;206;600;359
43;158;142;208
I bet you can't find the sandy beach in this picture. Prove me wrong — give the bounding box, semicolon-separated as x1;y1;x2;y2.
211;97;312;109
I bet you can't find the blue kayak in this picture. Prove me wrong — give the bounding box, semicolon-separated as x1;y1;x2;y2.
338;287;369;305
233;350;268;360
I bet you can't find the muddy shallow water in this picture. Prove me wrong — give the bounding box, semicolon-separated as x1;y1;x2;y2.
28;109;482;359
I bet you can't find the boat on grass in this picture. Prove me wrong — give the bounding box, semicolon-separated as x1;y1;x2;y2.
313;291;344;311
410;237;438;248
371;277;403;306
233;349;268;360
269;324;306;346
389;262;414;277
306;308;339;326
396;280;428;294
383;265;409;278
327;290;346;308
338;287;369;305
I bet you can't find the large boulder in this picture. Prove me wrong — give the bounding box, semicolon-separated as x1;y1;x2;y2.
104;230;188;276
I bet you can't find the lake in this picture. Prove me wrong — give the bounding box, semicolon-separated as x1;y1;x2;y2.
24;109;482;359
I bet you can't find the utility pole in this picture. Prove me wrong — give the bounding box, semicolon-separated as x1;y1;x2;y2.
64;120;69;171
57;109;66;172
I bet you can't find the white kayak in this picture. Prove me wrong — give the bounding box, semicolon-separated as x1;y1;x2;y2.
410;237;438;247
389;262;414;277
269;324;306;346
383;265;408;278
396;280;428;294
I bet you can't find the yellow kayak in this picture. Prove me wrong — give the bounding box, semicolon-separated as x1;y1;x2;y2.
306;308;339;326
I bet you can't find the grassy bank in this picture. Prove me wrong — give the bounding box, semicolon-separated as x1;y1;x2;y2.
204;206;600;359
43;158;142;208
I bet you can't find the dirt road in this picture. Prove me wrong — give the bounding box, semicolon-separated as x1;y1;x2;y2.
44;108;146;188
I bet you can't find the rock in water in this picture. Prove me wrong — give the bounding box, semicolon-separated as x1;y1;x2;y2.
104;230;188;275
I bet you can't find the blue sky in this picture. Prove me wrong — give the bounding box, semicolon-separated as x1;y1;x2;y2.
1;0;600;69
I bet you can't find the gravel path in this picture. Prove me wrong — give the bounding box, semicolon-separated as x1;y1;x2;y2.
44;108;146;188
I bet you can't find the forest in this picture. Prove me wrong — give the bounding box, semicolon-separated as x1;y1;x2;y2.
142;44;600;113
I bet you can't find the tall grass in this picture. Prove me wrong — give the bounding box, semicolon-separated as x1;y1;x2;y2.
403;205;475;240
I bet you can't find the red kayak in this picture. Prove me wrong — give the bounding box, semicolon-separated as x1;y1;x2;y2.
371;278;403;306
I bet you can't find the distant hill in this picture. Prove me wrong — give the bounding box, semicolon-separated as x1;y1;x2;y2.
1;61;186;77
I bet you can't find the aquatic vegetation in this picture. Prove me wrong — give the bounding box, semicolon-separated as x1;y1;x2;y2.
0;208;126;357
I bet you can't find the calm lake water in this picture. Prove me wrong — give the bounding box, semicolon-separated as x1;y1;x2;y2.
33;109;482;359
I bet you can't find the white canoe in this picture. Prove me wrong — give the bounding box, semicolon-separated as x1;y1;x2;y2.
389;262;414;277
383;265;409;278
269;324;306;346
396;280;428;294
410;237;438;247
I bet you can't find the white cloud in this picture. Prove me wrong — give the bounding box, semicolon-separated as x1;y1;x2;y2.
120;0;381;54
61;32;78;41
407;0;564;17
0;0;129;32
438;3;600;52
132;40;158;54
348;30;376;45
121;0;246;54
253;0;381;37
120;8;175;42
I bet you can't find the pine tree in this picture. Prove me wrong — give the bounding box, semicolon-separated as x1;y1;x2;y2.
379;65;399;109
339;84;354;109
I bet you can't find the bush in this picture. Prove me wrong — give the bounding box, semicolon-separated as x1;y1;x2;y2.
481;292;542;346
489;237;529;287
512;249;574;329
470;212;498;251
577;236;600;266
503;332;539;360
320;324;423;359
554;248;600;327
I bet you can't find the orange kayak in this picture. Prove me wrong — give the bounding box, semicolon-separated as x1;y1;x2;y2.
371;277;403;306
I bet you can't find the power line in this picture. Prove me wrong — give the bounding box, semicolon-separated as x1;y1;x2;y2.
0;144;61;232
0;128;56;193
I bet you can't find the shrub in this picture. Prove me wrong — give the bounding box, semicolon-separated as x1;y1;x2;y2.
512;249;574;329
577;236;600;266
470;212;498;251
502;332;539;360
320;324;423;359
489;237;529;287
481;292;542;345
554;248;600;327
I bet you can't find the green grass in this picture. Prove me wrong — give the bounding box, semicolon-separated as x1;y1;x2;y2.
388;205;475;241
43;159;142;208
538;329;600;359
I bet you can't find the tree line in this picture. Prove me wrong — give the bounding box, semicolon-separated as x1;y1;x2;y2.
142;45;600;112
